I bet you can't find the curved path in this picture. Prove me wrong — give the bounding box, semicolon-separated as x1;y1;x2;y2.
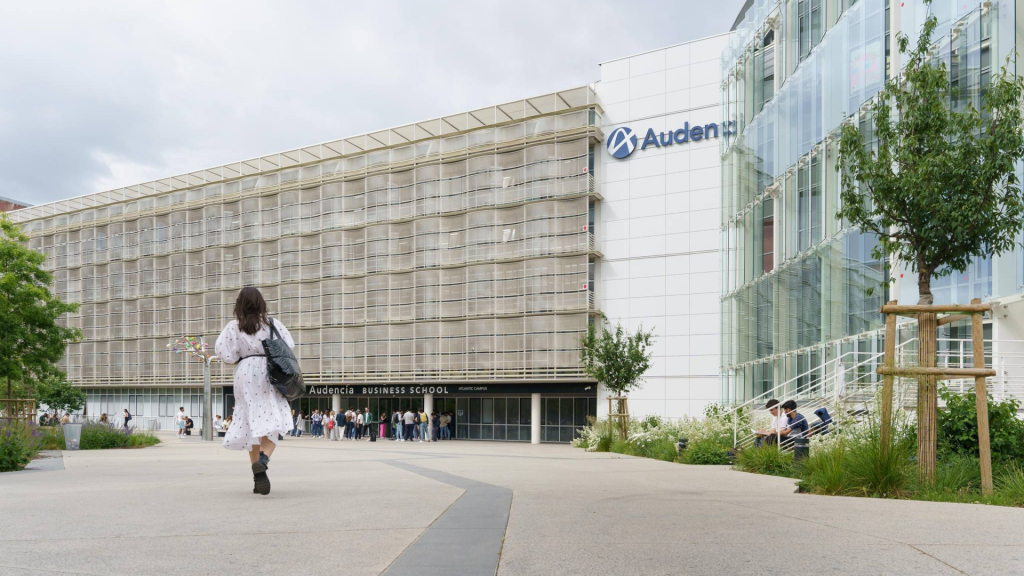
1;434;1021;575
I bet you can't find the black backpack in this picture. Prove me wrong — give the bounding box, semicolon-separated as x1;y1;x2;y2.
263;318;305;401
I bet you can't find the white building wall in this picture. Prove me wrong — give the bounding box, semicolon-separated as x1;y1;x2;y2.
594;33;731;420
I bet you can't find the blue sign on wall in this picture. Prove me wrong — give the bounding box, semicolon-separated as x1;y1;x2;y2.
606;126;637;159
607;121;735;159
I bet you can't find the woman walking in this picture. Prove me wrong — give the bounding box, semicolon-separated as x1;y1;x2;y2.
215;287;295;496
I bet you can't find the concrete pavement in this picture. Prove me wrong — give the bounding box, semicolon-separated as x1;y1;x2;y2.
0;432;1021;575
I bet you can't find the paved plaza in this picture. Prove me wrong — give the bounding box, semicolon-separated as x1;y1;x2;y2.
2;435;1023;576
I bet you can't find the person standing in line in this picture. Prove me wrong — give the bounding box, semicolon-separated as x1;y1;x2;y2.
363;407;373;439
379;411;386;439
402;408;415;442
295;412;304;437
343;409;352;439
215;286;296;496
327;410;336;440
418;410;428;443
289;409;298;437
334;410;344;441
392;411;402;441
355;410;364;440
439;412;449;440
431;411;440;442
176;407;186;439
312;409;322;438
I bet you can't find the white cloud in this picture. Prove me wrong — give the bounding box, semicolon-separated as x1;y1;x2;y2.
0;0;745;206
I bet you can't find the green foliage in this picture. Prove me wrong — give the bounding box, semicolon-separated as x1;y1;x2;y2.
842;430;916;498
735;444;796;477
836;4;1024;304
0;214;81;396
47;422;160;450
996;463;1024;505
0;421;38;472
579;319;654;396
35;376;86;415
681;438;731;465
797;442;851;495
938;388;1024;461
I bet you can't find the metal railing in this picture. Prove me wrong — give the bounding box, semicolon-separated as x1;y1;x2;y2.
726;339;918;449
727;336;1024;449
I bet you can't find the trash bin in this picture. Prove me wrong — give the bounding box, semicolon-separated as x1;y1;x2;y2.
63;423;83;451
793;437;810;463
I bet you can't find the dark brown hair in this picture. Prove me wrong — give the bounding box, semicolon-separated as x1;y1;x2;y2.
234;287;269;335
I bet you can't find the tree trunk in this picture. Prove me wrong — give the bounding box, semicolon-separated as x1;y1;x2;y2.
917;265;934;305
917;312;938;484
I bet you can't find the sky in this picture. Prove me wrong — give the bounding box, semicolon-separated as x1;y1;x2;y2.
0;0;745;207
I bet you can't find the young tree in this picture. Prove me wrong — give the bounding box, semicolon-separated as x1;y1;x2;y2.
35;375;86;416
0;214;81;399
837;4;1024;482
579;319;654;438
837;11;1024;305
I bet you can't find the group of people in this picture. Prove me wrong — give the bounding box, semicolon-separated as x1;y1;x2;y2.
213;415;232;436
393;409;455;442
754;399;831;447
285;408;457;442
37;411;74;426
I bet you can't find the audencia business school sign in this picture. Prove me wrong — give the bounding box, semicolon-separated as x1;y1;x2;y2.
607;121;734;159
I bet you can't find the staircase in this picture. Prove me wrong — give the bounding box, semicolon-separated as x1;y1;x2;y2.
725;336;1024;450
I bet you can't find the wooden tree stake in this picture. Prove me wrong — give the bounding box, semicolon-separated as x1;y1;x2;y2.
971;298;994;495
880;301;897;450
918;311;938;484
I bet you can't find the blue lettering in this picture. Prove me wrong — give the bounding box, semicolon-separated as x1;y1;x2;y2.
690;125;704;141
658;131;672;146
673;123;689;144
704;123;719;139
641;128;660;150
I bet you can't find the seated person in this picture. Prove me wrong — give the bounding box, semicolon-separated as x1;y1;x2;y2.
213;415;225;431
778;400;808;446
754;399;789;447
184;416;194;436
808;407;832;437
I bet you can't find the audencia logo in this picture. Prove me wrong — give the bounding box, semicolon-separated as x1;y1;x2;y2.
607;127;637;159
607;121;736;159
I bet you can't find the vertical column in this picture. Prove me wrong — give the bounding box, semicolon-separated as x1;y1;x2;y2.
332;393;341;414
531;393;541;445
424;392;434;442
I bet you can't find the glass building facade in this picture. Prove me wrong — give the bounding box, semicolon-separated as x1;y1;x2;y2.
10;87;604;438
719;0;1020;403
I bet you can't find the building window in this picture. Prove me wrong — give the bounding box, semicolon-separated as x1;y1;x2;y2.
762;198;774;273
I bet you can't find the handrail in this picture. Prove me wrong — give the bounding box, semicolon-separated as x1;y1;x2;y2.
724;338;918;418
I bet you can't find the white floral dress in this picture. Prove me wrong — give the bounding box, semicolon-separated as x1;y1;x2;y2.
215;319;295;451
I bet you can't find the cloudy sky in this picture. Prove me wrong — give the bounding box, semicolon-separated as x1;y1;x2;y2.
0;0;745;206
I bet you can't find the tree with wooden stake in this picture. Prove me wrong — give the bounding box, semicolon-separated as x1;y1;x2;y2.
579;319;654;441
838;4;1024;487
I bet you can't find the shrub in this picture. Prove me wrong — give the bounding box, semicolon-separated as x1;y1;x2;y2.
938;388;1024;461
681;438;731;465
639;437;680;462
48;422;160;450
0;422;39;472
735;444;795;477
798;442;850;495
843;428;915;498
996;463;1024;506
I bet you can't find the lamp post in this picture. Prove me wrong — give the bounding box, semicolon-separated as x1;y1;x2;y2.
168;336;218;441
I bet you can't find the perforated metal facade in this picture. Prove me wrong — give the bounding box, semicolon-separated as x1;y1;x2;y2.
14;87;604;391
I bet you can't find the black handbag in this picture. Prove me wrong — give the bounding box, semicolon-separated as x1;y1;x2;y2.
263;318;306;401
